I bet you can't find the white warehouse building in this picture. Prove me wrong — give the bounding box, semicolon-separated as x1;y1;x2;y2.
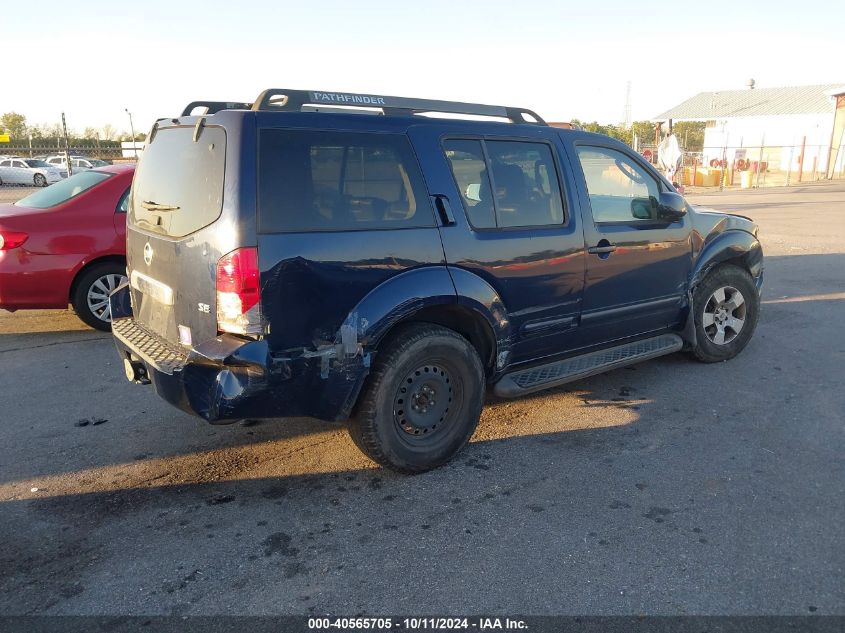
654;83;845;178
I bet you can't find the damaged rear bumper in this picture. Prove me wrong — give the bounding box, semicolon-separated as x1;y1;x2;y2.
109;285;369;423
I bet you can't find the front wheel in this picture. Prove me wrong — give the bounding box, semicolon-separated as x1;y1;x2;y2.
348;323;485;474
34;173;47;187
71;262;127;331
690;264;760;363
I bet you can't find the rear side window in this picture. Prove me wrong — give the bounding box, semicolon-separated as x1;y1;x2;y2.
15;170;111;209
259;130;433;233
575;146;661;223
442;140;496;229
129;126;226;238
444;138;565;229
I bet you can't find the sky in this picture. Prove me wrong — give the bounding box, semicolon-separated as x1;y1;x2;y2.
2;0;844;136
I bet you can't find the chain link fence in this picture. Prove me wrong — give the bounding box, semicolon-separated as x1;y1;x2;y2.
637;141;845;190
4;136;844;203
678;144;844;190
1;142;138;203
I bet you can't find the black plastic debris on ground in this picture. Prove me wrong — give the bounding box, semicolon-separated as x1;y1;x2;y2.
75;417;108;427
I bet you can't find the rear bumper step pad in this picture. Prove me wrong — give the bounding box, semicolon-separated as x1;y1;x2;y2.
112;317;188;375
494;334;683;398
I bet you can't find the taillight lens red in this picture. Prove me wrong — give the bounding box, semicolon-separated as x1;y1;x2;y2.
0;231;28;251
215;247;263;335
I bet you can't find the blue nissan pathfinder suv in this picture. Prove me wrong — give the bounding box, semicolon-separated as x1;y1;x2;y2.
110;88;763;473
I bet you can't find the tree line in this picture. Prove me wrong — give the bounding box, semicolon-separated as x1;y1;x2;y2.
0;112;145;144
571;119;706;152
2;110;706;152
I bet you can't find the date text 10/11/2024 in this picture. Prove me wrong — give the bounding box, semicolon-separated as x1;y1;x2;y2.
307;617;529;630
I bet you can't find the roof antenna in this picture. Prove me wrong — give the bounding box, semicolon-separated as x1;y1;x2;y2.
746;78;756;90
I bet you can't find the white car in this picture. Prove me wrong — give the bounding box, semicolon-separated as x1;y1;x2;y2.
0;157;64;187
45;155;110;173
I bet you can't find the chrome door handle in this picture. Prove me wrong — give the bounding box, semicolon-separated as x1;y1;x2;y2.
587;244;617;254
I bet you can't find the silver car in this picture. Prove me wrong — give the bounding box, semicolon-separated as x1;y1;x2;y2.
45;155;109;173
0;157;64;187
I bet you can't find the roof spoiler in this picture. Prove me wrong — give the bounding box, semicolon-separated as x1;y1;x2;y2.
180;88;546;125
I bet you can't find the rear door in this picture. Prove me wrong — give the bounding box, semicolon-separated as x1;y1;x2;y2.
568;141;693;344
127;122;232;347
11;160;29;184
409;124;587;366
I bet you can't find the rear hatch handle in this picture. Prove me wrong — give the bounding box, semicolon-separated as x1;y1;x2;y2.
141;200;181;212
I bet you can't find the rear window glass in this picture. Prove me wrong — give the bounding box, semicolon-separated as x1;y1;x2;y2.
444;139;565;229
129;126;226;238
15;170;111;209
259;129;433;233
486;141;564;227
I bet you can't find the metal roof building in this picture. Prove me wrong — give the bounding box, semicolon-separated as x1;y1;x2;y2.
654;84;843;121
653;83;845;178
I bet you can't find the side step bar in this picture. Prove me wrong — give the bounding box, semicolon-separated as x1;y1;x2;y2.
493;334;684;398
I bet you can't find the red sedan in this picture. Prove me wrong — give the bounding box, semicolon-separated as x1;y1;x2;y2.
0;164;133;330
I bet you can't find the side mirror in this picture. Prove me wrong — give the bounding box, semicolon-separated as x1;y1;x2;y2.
656;191;687;221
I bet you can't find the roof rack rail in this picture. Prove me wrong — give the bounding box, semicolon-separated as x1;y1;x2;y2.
180;89;547;125
180;101;253;117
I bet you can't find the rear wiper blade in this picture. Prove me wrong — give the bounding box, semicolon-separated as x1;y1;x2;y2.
141;200;180;211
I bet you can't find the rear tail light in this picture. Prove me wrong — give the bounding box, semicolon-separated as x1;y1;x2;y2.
0;231;28;251
215;247;264;335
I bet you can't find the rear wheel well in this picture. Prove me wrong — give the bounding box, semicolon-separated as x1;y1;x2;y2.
388;305;497;377
69;256;126;302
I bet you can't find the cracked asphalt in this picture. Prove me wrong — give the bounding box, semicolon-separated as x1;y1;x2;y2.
0;183;843;616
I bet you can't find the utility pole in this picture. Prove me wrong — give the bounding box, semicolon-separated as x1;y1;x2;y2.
125;109;138;160
622;81;632;129
61;113;72;176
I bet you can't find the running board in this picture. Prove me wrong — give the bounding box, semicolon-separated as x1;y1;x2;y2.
493;334;684;398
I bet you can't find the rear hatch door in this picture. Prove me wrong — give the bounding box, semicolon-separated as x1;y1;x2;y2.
127;123;229;347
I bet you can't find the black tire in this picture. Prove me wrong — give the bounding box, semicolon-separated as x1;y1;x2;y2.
348;323;485;474
70;262;127;331
690;264;759;363
34;173;47;187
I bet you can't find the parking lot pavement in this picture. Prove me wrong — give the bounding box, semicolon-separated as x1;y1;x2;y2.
0;185;39;204
0;184;843;616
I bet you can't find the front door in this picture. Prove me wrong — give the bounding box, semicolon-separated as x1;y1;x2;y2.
568;142;693;345
410;125;587;366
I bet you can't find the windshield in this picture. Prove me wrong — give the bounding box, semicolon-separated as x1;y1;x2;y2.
15;170;112;209
25;160;50;168
91;159;109;167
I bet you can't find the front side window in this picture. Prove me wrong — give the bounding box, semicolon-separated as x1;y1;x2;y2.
444;138;565;229
25;160;49;168
576;146;661;223
259;130;433;233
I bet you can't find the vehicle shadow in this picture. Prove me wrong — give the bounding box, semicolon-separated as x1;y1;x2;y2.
0;420;674;615
0;253;842;489
1;253;844;613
